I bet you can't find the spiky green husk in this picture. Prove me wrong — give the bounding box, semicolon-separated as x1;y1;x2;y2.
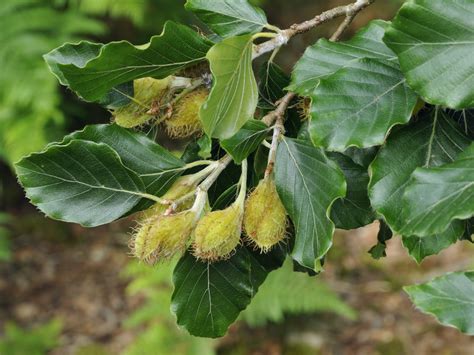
193;204;242;261
244;178;287;252
132;211;196;264
114;77;170;128
164;88;208;138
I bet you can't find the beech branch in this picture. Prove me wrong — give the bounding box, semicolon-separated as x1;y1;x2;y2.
253;0;375;59
262;92;296;178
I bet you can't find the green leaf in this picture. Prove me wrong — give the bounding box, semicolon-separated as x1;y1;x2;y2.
201;35;258;139
384;0;474;109
44;21;212;102
220;119;270;164
185;0;267;38
369;220;393;260
343;146;379;169
99;81;134;109
288;20;396;95
327;153;376;230
275;138;346;268
399;142;474;237
15;140;146;227
405;271;474;335
369;109;471;232
197;135;213;159
402;220;464;264
44;41;102;86
63;124;184;200
258;62;289;110
309;58;418;151
171;247;284;338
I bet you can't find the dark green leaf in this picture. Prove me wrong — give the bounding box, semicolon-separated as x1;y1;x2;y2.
220;119;270;164
328;153;375;230
212;184;238;210
274;138;346;269
98;81;134;109
201;35;258;139
185;0;267;37
171;247;284;338
44;21;212;102
309;58;418;151
384;0;474;109
369;220;393;259
197;135;212;159
15;140;145;227
369;109;471;232
405;271;474;335
258;62;289;109
63;124;184;199
44;41;102;86
400;142;474;237
402;220;464;263
288;20;396;95
252;145;268;179
343;146;379;169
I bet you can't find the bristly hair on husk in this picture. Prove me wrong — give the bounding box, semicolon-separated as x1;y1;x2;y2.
243;178;287;253
113;77;171;128
163;87;208;138
131;210;196;265
192;204;243;262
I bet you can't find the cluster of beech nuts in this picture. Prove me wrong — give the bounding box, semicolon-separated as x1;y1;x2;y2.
113;76;208;138
119;77;287;264
131;174;287;264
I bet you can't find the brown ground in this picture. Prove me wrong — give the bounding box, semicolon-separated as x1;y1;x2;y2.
1;211;473;355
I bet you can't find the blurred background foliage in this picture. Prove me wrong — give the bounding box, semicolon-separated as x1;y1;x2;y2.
4;1;471;355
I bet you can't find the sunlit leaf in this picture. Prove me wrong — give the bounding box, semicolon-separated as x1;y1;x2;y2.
200;35;258;139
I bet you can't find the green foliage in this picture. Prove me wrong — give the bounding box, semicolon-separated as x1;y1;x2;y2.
16;140;146;227
399;143;474;236
240;259;356;326
275;138;346;268
289;20;394;95
122;261;215;355
0;319;62;355
13;0;474;338
309;58;417;151
62;124;185;211
0;0;105;165
171;247;285;338
68;0;148;26
328;152;376;230
200;35;258;139
44;21;212;102
405;272;474;335
221;120;270;164
185;0;268;38
384;0;474;109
